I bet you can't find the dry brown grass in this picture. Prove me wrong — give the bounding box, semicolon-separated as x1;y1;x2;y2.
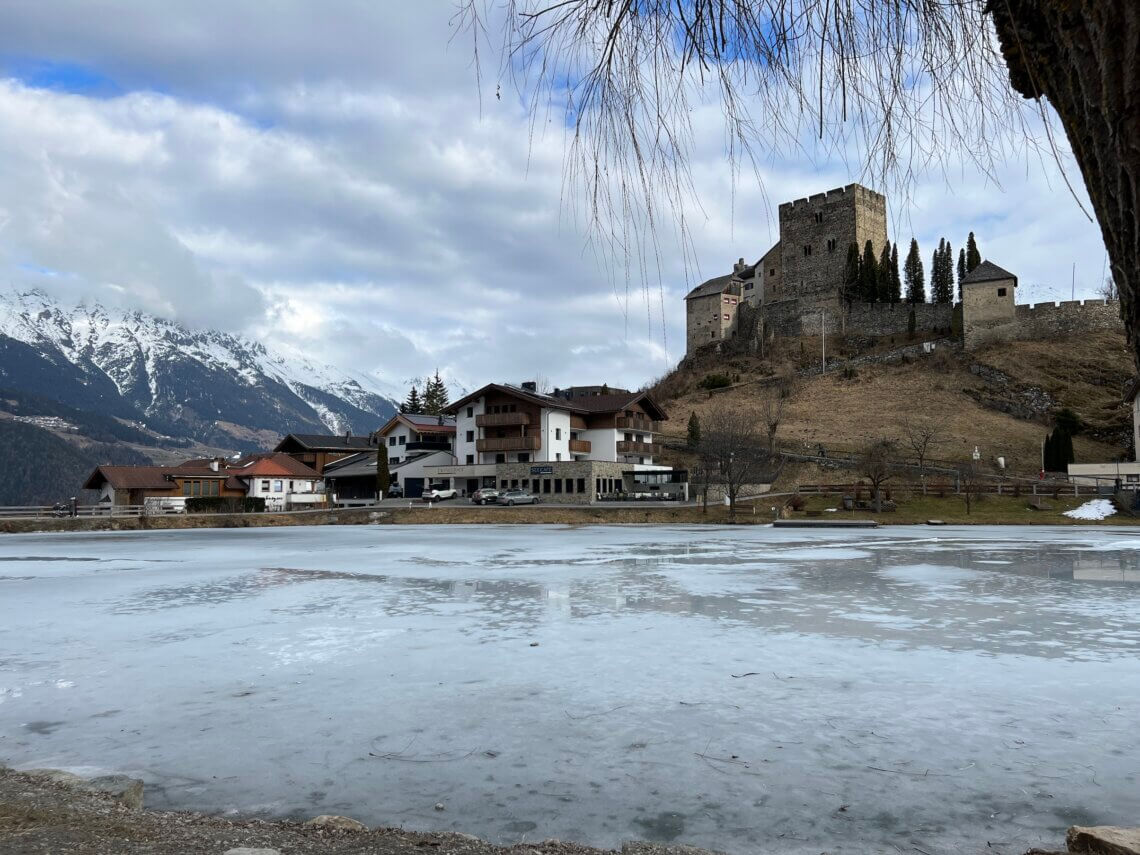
659;332;1131;477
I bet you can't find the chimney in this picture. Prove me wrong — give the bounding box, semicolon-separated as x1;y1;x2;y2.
345;430;351;444
209;459;219;472
733;257;745;274
521;381;537;392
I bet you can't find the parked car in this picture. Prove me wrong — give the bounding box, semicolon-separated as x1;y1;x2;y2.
387;483;403;498
471;487;504;505
496;490;539;506
422;486;458;502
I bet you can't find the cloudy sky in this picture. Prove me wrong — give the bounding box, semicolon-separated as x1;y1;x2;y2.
0;2;1110;397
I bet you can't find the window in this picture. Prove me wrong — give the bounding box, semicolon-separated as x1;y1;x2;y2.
389;456;400;464
466;454;474;464
770;268;776;276
744;282;753;290
389;437;396;447
555;428;562;440
261;480;270;491
273;480;283;492
500;479;508;488
543;479;551;494
997;287;1007;297
803;245;812;257
288;481;294;491
554;479;563;494
466;407;473;418
814;211;823;223
518;453;530;463
495;453;506;463
555;453;562;461
466;430;474;442
576;478;586;494
511;479;519;489
565;479;574;493
827;238;837;252
398;436;406;445
624;433;632;441
710;331;716;339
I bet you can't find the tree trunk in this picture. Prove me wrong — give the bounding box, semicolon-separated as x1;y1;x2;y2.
989;1;1140;367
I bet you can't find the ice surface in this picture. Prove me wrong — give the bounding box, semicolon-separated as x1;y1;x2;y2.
1;524;1139;854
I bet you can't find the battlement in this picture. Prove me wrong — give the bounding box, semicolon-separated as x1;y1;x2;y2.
779;183;885;212
1015;299;1116;316
965;297;1120;350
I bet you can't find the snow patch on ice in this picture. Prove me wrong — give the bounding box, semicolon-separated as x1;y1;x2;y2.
1064;499;1116;521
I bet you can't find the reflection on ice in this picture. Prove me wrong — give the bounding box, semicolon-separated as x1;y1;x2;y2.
0;524;1138;855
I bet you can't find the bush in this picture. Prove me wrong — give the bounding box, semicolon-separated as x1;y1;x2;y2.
699;373;732;390
185;496;267;514
842;366;859;381
786;495;806;511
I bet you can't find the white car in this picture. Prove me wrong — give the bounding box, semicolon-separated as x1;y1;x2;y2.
422;486;458;502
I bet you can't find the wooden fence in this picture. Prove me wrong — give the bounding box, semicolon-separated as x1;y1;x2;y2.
795;481;1104;497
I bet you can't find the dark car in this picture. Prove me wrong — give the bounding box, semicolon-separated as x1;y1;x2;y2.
387;483;404;498
496;490;539;506
471;487;504;505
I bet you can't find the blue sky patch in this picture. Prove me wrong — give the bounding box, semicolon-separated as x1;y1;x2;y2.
2;58;122;97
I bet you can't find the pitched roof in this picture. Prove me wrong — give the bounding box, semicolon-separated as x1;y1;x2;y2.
962;260;1017;286
684;273;734;301
445;382;668;421
273;433;375;453
227;452;321;479
83;465;174;491
377;412;457;436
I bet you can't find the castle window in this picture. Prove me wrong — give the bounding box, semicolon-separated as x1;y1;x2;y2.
769;268;775;276
723;313;730;320
744;282;753;290
997;287;1007;297
827;238;837;252
814;212;823;224
803;245;812;257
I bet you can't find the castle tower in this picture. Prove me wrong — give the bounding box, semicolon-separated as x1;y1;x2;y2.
776;183;887;310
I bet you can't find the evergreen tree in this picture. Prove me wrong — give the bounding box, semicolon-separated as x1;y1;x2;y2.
860;240;879;303
932;239;952;304
944;241;953;301
686;412;701;448
904;238;925;303
402;385;422;414
890;243;901;304
957;248;967;301
877;241;893;303
842;242;861;304
422;370;450;416
966;232;981;272
376;446;390;497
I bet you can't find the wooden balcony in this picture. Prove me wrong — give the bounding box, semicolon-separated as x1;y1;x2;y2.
616;416;661;432
568;439;592;454
617;440;654;455
477;436;540;452
476;412;531;427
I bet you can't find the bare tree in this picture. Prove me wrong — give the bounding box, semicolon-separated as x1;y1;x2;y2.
956;462;981;515
900;416;946;494
859;438;896;513
697;403;775;520
760;388;784;455
461;2;1140;370
1098;277;1120;302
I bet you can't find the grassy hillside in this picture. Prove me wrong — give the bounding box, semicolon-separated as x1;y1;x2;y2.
654;330;1133;478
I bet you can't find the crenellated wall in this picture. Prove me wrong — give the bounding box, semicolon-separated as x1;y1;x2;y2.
965;299;1121;350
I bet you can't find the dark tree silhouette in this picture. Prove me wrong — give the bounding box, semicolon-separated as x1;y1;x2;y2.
461;1;1140;367
904;238;925;304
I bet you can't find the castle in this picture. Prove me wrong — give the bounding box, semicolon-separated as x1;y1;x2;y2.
684;183;1119;357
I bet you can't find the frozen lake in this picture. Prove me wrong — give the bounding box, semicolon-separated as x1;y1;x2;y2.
2;525;1139;854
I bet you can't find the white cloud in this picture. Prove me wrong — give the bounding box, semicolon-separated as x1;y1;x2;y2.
0;3;1111;400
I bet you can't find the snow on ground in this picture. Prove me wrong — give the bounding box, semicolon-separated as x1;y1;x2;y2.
1064;498;1117;520
1;525;1139;855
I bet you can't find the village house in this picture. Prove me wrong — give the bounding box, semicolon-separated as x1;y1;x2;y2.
83;453;323;511
422;381;688;503
376;412;456;465
273;433;375;474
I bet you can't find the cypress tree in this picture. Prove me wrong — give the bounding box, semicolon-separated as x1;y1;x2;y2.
890;243;901;303
687;412;701;448
860;240;879;303
843;242;861;304
402;385;422;414
376;446;391;497
904;238;925;303
944;241;954;301
932;239;952;304
966;232;981;272
877;241;893;303
957;248;967;302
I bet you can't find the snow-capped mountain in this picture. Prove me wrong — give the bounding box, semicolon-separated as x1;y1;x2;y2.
0;290;398;448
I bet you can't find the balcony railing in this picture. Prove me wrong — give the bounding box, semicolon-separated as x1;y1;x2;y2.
568;439;592;454
406;440;452;453
477;436;541;452
476;412;531;427
616;416;661;432
617;440;654;455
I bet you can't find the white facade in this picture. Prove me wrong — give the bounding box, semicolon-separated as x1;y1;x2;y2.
541;409;572;462
455;400;484;465
245;475;324;511
382;423;415;464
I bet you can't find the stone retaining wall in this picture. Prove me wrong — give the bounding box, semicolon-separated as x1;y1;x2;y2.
965;298;1120;350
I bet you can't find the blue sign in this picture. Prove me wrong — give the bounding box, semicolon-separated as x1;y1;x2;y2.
530;465;553;475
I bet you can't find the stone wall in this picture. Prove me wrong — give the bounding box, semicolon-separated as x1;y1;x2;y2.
758;299;952;340
965;298;1121;350
685;286;742;353
777;183;887;311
